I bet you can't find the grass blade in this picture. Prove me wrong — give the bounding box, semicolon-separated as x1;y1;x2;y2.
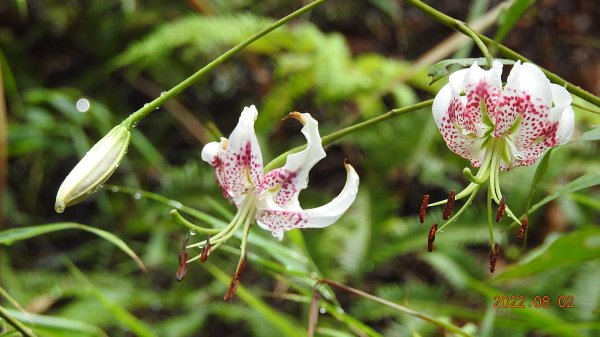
0;223;147;271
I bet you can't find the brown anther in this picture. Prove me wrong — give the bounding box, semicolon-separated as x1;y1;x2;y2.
420;195;430;223
176;236;189;281
224;255;248;302
496;196;506;223
517;217;529;241
489;243;500;273
200;236;212;262
443;190;455;220
285;111;305;124
427;224;438;252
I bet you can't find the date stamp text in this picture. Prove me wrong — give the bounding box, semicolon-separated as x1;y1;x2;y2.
492;295;574;309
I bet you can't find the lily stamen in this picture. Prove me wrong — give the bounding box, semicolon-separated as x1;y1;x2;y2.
420;195;429;223
442;190;456;220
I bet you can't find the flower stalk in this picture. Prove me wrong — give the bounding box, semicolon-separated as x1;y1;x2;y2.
120;0;329;129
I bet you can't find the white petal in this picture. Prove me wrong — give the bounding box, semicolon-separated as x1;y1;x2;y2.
549;84;574;144
201;105;264;205
226;105;264;188
432;83;453;127
255;163;360;240
432;82;482;164
258;112;326;208
200;139;223;164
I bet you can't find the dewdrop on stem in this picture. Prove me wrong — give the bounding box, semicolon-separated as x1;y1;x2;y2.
55;125;131;213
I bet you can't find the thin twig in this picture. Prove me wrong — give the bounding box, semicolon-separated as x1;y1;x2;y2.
318;278;473;337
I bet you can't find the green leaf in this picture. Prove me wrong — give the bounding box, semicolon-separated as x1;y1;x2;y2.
527;171;600;215
4;308;107;337
424;253;584;337
579;125;600;142
427;58;514;85
525;148;553;212
0;223;146;271
64;259;157;337
203;262;306;337
494;0;536;44
494;227;600;282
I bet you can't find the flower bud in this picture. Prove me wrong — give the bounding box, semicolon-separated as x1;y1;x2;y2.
55;125;131;213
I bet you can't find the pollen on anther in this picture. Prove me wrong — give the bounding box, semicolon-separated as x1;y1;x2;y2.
517;217;528;240
496;196;506;223
427;224;437;252
489;243;500;273
200;236;212;262
443;190;456;220
420;195;429;223
176;236;189;281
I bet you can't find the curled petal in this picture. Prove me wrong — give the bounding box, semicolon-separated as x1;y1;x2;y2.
256;163;360;240
432;84;486;166
258;112;326;208
201;106;264;205
549;84;574;144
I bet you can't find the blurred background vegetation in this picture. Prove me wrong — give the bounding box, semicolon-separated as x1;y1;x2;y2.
1;0;599;336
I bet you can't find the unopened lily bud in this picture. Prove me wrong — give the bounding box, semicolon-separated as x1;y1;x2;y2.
55;125;131;213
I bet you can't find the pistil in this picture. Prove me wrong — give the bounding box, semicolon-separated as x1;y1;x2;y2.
186;193;258;262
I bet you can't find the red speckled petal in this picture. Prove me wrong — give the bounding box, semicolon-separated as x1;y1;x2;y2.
433;81;486;165
201;106;264;205
496;62;552;140
510;82;574;168
451;61;502;137
256;163;359;240
258;112;326;208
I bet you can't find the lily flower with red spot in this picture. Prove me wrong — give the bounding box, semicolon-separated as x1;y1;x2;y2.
185;105;359;299
423;61;574;262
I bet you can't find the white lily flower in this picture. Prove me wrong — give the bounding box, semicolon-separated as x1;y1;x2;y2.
433;60;574;169
185;105;358;300
423;61;575;270
201;105;359;240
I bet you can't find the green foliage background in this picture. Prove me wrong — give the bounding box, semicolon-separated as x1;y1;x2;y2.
1;0;599;336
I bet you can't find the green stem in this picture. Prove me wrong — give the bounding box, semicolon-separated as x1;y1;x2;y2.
405;0;600;107
487;187;495;247
404;0;493;67
170;209;221;235
437;185;481;232
265;99;433;171
463;167;486;184
572;102;600;115
429;146;492;207
0;305;37;337
120;0;329;129
105;184;226;227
